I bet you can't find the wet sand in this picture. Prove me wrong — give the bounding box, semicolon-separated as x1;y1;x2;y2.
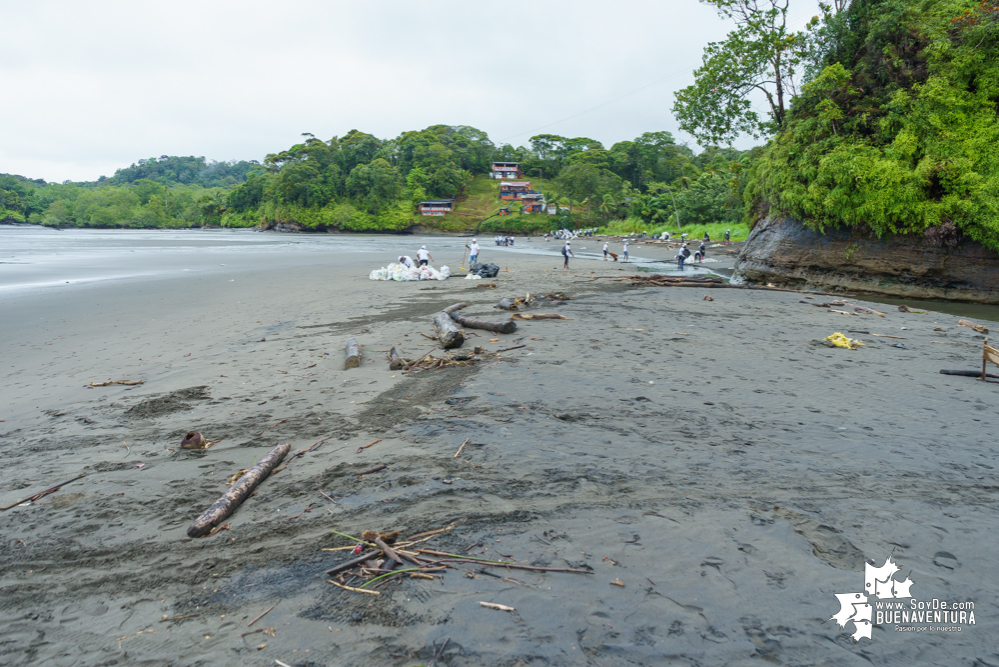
1;237;996;666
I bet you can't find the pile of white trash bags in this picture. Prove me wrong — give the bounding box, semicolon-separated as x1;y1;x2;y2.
369;262;450;281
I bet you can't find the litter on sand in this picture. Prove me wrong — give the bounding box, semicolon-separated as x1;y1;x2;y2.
824;332;866;349
370;263;450;282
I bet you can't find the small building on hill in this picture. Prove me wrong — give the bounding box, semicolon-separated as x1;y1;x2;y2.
499;181;532;200
492;162;522;179
418;200;454;216
521;193;545;214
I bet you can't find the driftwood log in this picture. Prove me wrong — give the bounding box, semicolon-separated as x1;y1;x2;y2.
433;312;465;349
445;302;517;334
345;338;361;369
187;443;291;538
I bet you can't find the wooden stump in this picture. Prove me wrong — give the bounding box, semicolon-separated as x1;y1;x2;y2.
345;338;361;369
495;298;517;311
433;312;465;349
387;347;406;371
187;443;290;538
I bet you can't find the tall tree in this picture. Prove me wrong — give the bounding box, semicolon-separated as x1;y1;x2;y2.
673;0;809;144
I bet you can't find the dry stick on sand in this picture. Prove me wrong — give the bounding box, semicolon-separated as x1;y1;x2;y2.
355;439;382;454
872;334;907;339
415;549;594;574
329;580;380;595
325;550;380;575
452;438;470;459
292;435;332;459
90;379;144;386
0;473;87;511
187;443;291;538
510;313;570;321
497;345;527;353
318;491;338;504
480;602;515;612
357;463;387;479
259;419;287;435
248;604;276;627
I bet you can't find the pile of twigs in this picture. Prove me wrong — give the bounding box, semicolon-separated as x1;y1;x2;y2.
325;526;593;595
401;350;496;374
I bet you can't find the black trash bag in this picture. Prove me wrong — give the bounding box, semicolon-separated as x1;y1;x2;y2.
471;262;500;278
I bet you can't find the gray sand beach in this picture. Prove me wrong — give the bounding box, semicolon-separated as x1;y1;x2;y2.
1;227;996;666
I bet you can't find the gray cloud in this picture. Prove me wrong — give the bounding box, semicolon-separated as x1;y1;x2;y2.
1;0;820;182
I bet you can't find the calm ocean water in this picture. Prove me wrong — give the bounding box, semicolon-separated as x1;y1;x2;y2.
0;225;708;294
3;225;996;321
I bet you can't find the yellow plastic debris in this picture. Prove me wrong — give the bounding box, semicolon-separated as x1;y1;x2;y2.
824;332;865;349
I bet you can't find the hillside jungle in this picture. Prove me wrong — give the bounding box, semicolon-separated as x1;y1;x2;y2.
0;129;751;240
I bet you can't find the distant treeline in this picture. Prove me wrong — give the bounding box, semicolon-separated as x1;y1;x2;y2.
1;126;752;232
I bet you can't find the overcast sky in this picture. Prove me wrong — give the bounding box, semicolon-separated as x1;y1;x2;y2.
1;0;820;182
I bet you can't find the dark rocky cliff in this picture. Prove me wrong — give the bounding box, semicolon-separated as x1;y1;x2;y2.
734;215;999;303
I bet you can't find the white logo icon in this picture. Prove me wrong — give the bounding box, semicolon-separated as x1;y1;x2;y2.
831;555;913;641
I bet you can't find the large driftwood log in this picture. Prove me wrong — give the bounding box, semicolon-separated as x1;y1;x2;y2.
187;443;291;538
450;310;517;334
345;338;361;369
433;312;465;349
442;302;466;314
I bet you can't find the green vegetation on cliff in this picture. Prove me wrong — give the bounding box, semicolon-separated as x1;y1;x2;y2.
741;0;999;249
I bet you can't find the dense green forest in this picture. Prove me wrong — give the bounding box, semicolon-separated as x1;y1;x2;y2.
0;126;751;234
672;0;999;250
746;0;999;250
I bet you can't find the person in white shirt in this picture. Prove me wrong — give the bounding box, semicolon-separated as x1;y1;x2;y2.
398;255;414;268
467;239;480;265
416;245;432;267
623;241;629;261
603;242;609;260
562;241;574;269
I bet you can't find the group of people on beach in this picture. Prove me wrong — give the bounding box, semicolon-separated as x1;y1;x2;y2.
397;245;434;268
493;235;515;246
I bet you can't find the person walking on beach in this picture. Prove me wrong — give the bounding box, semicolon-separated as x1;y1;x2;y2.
603;241;609;260
724;229;731;244
467;239;480;266
562;241;574;269
398;255;414;268
676;248;685;270
623;240;629;262
416;245;432;267
698;241;706;261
